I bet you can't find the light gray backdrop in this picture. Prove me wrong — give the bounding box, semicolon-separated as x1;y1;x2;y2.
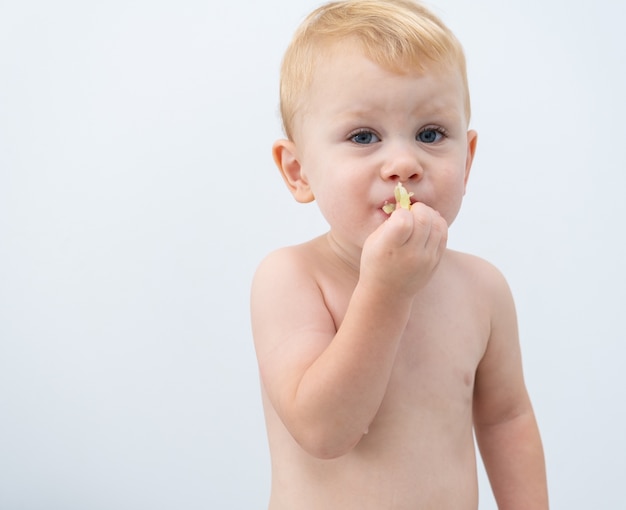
1;0;624;508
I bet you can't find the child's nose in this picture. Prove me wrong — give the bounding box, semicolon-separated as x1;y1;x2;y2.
380;147;422;182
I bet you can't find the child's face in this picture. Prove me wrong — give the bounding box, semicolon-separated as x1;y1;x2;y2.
279;43;477;252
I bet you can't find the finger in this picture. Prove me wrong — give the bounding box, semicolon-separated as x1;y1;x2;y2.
428;212;448;258
380;207;414;247
411;205;448;258
409;202;436;247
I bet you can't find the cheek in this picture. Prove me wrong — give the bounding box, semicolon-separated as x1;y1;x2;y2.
314;185;348;224
440;173;468;224
307;163;353;209
304;156;377;232
314;178;371;230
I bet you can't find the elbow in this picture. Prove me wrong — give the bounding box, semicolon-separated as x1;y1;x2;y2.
298;438;359;460
294;424;364;460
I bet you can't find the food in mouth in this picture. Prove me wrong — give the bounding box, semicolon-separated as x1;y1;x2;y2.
382;182;413;214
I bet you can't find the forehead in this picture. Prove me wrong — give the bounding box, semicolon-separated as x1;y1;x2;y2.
312;37;438;79
305;44;465;112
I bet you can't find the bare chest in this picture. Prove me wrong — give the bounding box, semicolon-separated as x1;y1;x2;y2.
321;267;490;411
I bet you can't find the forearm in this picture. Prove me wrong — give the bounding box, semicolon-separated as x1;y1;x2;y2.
475;410;548;509
286;283;413;458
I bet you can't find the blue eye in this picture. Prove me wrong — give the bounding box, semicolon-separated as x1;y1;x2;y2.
351;130;380;144
417;128;445;143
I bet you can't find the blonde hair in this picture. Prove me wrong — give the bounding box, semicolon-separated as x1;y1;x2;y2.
279;0;470;140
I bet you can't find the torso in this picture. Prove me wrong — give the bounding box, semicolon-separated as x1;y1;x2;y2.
261;235;494;509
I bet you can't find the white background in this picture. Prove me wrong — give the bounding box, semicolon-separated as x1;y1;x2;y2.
1;0;624;508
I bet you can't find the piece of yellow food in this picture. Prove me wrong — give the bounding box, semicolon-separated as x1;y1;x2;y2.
382;182;413;214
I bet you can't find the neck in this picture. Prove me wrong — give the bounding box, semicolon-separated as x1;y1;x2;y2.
324;231;362;276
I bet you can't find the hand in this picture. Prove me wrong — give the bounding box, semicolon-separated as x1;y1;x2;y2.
360;203;448;299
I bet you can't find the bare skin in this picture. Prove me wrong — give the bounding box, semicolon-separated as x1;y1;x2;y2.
251;43;548;509
252;232;546;509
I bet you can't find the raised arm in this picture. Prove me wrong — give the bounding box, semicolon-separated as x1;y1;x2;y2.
473;268;549;509
251;205;447;459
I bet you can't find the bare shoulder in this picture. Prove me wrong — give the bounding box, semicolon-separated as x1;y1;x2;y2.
250;236;337;351
252;241;314;315
251;237;324;295
444;249;512;302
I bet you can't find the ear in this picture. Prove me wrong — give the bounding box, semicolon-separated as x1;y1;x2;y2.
463;129;478;191
272;139;315;203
